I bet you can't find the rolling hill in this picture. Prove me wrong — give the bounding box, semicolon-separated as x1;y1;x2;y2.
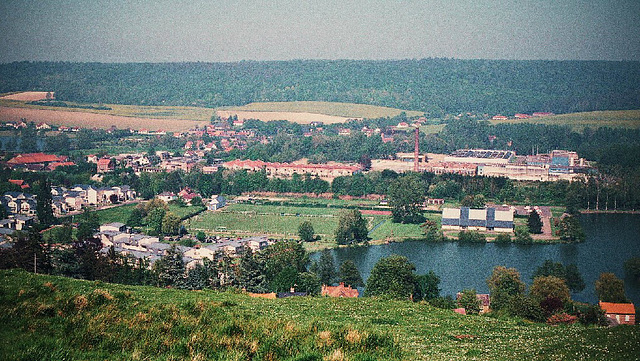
1;269;638;360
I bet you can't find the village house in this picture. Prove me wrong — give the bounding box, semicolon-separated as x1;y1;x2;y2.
321;283;359;298
96;158;115;173
156;192;177;203
1;192;37;216
178;187;202;205
207;195;227;211
223;159;362;182
599;302;636;325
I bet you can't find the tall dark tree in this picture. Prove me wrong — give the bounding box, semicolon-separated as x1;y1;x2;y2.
35;175;56;227
153;245;186;287
527;211;543;234
76;209;100;241
237;249;267;293
339;260;364;288
310;249;337;285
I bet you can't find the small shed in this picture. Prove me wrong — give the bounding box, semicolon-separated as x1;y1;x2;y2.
599;302;635;325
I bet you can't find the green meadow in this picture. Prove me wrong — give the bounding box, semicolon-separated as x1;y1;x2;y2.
2;269;638;360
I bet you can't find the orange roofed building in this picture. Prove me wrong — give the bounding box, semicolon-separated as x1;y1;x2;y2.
599;302;635;325
321;283;359;298
6;153;74;171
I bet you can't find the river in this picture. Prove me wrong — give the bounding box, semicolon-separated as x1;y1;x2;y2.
320;213;640;305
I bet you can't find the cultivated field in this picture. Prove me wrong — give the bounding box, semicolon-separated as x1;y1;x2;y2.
0;91;51;101
218;101;424;123
489;109;640;130
0;105;209;132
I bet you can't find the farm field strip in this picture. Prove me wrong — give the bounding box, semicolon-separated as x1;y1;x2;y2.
489;109;640;130
220;101;424;119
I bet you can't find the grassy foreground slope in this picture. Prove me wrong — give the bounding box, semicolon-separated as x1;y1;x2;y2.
2;270;638;360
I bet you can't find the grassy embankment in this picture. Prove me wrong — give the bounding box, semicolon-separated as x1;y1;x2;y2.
1;269;638;360
489;109;640;131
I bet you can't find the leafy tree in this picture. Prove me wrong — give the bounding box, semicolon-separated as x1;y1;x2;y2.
530;276;571;305
486;266;526;311
365;254;416;299
310;249;337;285
460;194;486;208
262;241;308;284
335;209;369;245
595;272;628;303
624;256;640;282
297;272;322;295
298;221;315;242
458;289;481;315
556;215;585;242
339;260;364;288
270;266;299;293
420;220;446;242
414;270;441;301
388;174;425;224
237;249;267;293
527;211;543;234
196;231;206;243
504;294;545;322
145;207;166;236
72;235;105;280
153;245;185;287
161;212;181;236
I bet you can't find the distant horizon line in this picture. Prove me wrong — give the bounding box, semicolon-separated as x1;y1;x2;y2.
2;57;639;65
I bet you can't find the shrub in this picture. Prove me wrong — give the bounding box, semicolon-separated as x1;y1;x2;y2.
547;313;578;325
494;233;512;244
458;230;486;243
428;296;457;310
540;296;564;316
505;294;544;322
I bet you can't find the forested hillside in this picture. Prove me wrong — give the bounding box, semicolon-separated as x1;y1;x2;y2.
1;59;639;115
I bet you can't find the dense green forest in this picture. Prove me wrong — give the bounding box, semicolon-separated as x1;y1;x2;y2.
1;59;639;115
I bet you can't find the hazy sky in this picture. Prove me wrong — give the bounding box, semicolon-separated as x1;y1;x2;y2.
1;0;639;63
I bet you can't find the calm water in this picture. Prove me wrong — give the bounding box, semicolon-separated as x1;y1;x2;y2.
319;213;640;304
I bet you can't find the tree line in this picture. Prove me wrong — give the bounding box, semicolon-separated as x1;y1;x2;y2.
2;59;640;115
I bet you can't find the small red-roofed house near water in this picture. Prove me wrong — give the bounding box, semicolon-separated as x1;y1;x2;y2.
321;283;359;298
599;302;635;325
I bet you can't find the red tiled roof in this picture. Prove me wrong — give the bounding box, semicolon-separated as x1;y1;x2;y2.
599;302;635;315
97;158;112;165
7;153;67;165
321;283;359;298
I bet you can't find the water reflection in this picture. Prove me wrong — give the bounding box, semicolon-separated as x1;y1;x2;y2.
315;214;640;304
